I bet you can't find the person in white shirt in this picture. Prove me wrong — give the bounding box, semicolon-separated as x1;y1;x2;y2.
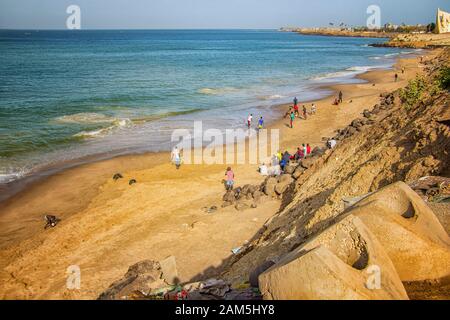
259;163;268;176
171;146;181;169
247;114;253;129
327;139;337;149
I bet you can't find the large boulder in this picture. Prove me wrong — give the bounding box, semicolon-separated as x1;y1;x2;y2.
349;181;450;282
263;177;278;197
300;157;317;169
258;215;408;300
284;164;297;175
98;260;167;300
275;175;294;195
292;166;305;180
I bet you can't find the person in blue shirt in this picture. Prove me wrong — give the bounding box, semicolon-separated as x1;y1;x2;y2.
258;117;264;130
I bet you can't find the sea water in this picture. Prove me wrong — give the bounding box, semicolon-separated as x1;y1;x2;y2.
0;29;418;185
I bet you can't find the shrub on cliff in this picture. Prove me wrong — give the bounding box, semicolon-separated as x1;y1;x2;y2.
399;75;427;109
437;66;450;90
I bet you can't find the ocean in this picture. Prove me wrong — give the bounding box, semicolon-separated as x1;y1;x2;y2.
0;29;418;185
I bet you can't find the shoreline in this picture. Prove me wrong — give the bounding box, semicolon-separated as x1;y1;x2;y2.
0;51;428;240
0;49;438;299
0;49;419;204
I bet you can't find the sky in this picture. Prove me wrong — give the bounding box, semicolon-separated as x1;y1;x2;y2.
0;0;449;30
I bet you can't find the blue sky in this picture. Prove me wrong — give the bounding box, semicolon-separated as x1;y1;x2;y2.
0;0;449;29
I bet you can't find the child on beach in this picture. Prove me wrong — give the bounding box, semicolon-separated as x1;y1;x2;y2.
258;116;264;130
338;91;343;103
306;143;311;155
171;146;181;169
290;111;295;128
225;167;235;190
311;103;316;115
247;114;253;129
302;105;307;120
294;97;298;107
285;106;293;118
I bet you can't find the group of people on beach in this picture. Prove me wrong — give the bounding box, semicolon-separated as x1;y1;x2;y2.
285;97;317;128
170;94;332;190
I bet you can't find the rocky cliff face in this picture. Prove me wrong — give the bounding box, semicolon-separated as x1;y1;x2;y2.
220;49;450;298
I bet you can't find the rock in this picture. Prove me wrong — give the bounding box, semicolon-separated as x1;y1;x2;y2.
351;119;364;128
252;190;263;202
113;173;123;181
249;260;276;287
292;166;305;180
275;175;294;195
241;184;251;196
350;182;450;282
98;260;166;300
129;179;137;185
233;187;243;200
346;126;357;136
263;177;278;197
311;146;326;157
300;157;317;169
159;256;179;285
258;215;408;300
222;190;236;203
284;164;297;175
363;110;372;118
222;201;233;208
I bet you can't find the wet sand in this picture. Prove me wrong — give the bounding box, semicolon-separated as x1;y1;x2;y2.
0;51;436;299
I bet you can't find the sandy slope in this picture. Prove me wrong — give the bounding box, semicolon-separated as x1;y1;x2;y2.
0;51;436;299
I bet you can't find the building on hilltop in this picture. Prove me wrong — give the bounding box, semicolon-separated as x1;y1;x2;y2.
436;8;450;34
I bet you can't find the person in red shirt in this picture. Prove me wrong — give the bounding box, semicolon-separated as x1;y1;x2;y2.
306;143;311;155
293;103;300;117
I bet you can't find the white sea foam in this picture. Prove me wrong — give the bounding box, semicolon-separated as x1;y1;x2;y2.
55;112;118;124
198;87;237;95
257;94;284;101
73;118;132;139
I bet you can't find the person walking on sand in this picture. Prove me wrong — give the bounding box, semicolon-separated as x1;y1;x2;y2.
225;167;235;190
171;146;181;169
247;113;253;129
338;91;343;104
395;73;398;82
290;111;295;128
311;103;316;115
294;97;298;107
293;103;300;117
302;105;307;120
258;116;264;130
306;143;311;155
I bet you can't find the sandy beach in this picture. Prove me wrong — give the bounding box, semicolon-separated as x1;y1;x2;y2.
0;50;438;299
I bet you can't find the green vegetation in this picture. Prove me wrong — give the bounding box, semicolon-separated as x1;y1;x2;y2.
437;66;450;90
399;75;427;108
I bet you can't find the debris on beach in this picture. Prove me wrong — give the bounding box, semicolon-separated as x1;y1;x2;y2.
128;179;137;185
44;215;60;229
113;173;123;181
